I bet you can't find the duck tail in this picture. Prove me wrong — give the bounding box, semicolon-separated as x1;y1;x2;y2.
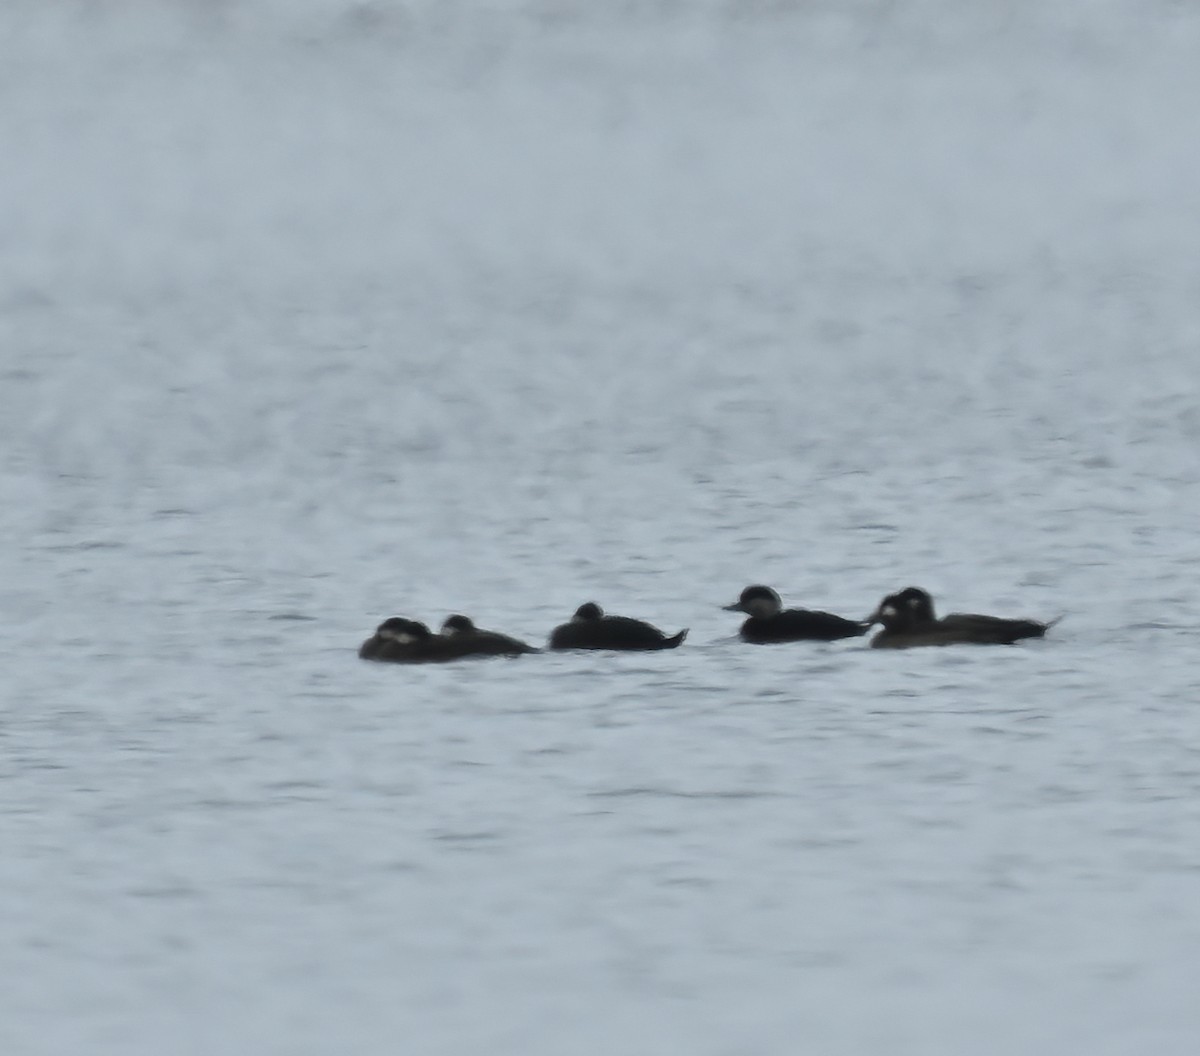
663;629;688;648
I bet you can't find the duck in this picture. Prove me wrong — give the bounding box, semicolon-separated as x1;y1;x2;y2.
723;585;869;643
438;614;538;657
358;616;442;662
867;586;1059;649
548;602;687;651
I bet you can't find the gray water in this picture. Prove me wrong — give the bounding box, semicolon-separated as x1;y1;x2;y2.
4;2;1200;1053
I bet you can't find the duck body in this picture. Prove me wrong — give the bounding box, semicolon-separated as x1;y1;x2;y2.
868;587;1057;649
548;603;687;651
724;585;868;643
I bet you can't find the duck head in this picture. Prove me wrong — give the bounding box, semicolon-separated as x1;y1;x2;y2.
723;584;782;618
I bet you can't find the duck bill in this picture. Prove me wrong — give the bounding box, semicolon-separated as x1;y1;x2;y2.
721;602;745;612
864;603;896;627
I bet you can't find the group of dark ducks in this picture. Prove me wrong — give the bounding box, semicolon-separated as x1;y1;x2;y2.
358;584;1060;664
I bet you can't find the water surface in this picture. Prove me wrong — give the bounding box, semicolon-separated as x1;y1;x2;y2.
3;2;1200;1053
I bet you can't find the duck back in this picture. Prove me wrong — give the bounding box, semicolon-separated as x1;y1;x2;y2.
740;609;868;643
359;636;460;663
549;615;687;651
447;629;539;657
939;612;1053;642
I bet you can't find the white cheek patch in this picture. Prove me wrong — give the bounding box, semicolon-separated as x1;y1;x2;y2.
907;597;921;608
387;631;418;644
881;605;897;618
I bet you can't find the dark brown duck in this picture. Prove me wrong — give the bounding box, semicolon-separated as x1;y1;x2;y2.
438;614;538;657
723;585;869;643
548;603;687;651
868;587;1059;649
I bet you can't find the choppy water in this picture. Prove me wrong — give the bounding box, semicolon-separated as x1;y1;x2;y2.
3;2;1200;1053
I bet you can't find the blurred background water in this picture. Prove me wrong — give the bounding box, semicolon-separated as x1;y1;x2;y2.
3;2;1200;1053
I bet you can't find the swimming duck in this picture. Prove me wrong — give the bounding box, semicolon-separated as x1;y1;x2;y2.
723;585;869;642
548;602;687;651
439;614;538;657
358;616;441;662
867;586;1058;649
